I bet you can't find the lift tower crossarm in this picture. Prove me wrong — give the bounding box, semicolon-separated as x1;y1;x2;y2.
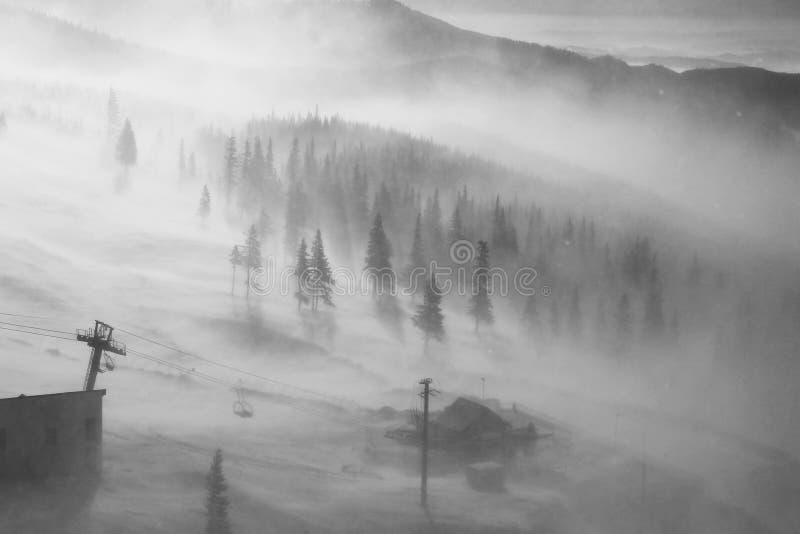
77;320;126;391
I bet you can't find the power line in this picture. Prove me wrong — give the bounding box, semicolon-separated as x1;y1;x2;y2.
0;325;75;341
0;316;372;429
127;349;232;388
0;320;73;335
0;311;51;320
115;325;349;405
125;347;372;429
0;315;351;408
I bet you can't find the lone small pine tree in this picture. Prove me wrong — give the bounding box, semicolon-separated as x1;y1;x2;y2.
243;225;263;298
205;448;231;534
116;119;137;168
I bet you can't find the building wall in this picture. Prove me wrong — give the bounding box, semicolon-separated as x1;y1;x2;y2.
0;390;105;479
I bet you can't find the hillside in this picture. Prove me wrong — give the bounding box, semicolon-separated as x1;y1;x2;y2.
2;2;800;532
0;116;794;533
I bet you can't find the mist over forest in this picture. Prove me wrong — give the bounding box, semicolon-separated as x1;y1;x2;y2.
1;1;800;533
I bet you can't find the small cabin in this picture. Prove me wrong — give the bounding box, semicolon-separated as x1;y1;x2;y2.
432;397;511;442
0;389;106;479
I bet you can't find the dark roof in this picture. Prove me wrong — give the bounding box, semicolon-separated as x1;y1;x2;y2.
0;389;106;404
435;397;508;433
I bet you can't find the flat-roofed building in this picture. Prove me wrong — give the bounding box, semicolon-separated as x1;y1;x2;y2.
0;389;105;479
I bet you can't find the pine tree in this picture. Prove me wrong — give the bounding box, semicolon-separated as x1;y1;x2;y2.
412;275;445;351
370;182;393;233
294;238;310;310
351;164;370;243
447;205;465;245
238;139;253;212
286;137;301;184
406;212;426;295
422;190;444;260
251;137;266;201
116;119;137;169
223;135;237;205
107;88;120;139
491;196;518;260
491;196;505;250
303;139;317;184
242;138;266;215
228;246;242;295
364;213;394;297
243;224;263;298
310;229;334;311
205;449;231;534
469;240;494;333
198;185;211;221
265;138;275;179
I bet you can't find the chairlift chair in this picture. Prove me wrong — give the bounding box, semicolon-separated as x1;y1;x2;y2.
103;353;116;371
233;387;254;418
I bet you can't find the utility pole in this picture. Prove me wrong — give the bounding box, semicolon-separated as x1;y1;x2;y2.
418;377;436;508
77;321;126;391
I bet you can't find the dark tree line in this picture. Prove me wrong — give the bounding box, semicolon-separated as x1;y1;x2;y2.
189;112;798;370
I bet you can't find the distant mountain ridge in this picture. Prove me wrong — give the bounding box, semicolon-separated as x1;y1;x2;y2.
363;0;800;139
3;0;800;141
402;0;800;17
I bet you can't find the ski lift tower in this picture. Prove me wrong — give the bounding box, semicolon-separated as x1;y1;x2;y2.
77;321;126;391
